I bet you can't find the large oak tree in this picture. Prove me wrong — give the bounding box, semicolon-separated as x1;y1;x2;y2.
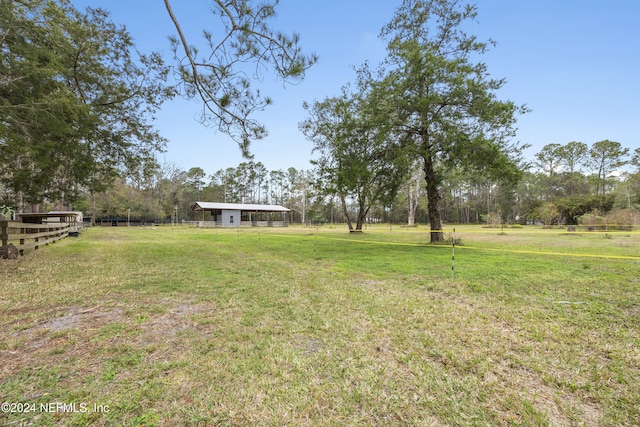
378;0;528;242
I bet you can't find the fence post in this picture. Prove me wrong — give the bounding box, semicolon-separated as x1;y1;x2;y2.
1;219;8;248
19;224;25;256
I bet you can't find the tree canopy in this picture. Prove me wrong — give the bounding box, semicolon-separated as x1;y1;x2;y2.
297;0;529;237
1;0;172;210
377;0;528;241
300;66;407;231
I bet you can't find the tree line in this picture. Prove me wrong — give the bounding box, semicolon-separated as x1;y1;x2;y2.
59;139;639;229
76;161;316;225
520;141;640;227
1;0;638;235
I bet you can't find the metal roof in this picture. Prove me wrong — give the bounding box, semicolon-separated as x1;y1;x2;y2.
48;211;83;216
192;202;290;212
19;212;80;218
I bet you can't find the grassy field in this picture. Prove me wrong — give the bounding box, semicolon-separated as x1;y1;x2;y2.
1;224;639;426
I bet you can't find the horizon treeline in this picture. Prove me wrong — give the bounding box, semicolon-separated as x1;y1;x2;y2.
5;140;637;228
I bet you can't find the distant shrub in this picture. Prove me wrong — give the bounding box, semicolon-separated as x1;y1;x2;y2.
0;205;14;219
578;211;606;226
533;202;562;226
481;212;503;228
605;209;639;230
578;209;639;231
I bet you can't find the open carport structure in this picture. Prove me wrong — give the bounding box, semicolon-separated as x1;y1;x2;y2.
191;202;290;227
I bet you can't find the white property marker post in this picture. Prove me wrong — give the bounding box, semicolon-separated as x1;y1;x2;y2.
451;228;456;280
314;228;318;255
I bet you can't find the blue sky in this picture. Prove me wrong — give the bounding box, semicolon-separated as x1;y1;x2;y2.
72;0;639;177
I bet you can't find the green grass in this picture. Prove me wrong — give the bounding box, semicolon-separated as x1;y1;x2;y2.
1;224;639;426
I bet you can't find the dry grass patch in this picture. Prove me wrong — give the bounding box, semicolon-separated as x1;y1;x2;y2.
1;225;638;425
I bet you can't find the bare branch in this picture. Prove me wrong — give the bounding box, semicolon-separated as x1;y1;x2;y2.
164;0;316;156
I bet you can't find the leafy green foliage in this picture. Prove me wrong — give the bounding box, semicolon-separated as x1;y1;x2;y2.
0;0;173;208
377;0;528;241
588;140;629;197
301;66;408;231
518;140;635;225
555;195;615;225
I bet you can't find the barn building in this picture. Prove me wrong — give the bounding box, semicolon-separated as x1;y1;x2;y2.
191;202;290;227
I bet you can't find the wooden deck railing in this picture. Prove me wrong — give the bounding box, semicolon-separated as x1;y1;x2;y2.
1;220;70;256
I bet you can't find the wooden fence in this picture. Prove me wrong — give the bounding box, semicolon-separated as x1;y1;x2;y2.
1;220;70;257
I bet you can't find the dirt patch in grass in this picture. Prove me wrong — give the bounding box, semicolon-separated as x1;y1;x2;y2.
41;305;124;331
0;298;216;378
488;358;602;426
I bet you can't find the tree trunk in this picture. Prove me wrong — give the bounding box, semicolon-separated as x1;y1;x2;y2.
90;193;97;226
15;191;24;215
340;195;354;231
407;178;419;226
355;195;370;231
424;157;444;243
